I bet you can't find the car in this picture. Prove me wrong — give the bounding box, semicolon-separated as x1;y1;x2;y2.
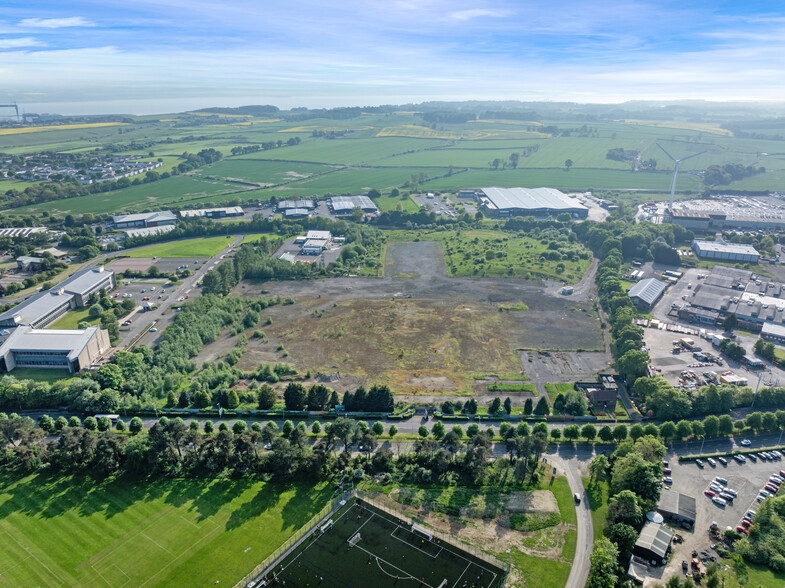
704;490;716;497
712;497;727;507
718;457;728;465
724;489;738;497
741;520;752;528
710;484;722;493
574;493;581;504
757;495;766;502
765;484;778;493
749;454;758;462
696;459;705;468
735;455;747;463
149;327;158;333
663;477;673;484
743;515;753;523
715;477;727;485
740;439;752;446
760;490;772;497
747;509;757;517
720;492;734;501
141;289;146;293
114;293;120;297
178;297;185;301
760;452;769;461
185;295;190;299
663;461;670;468
708;458;716;467
151;287;156;291
664;468;672;475
771;475;783;483
737;526;749;534
781;470;785;478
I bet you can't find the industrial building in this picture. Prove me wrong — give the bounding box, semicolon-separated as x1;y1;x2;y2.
178;206;244;219
761;322;785;344
0;326;110;373
300;230;332;255
682;265;785;331
277;199;315;211
656;492;696;529
329;195;378;215
476;187;588;218
0;227;47;238
284;208;309;219
0;266;116;329
112;210;178;229
663;197;785;232
627;278;667;310
633;523;674;565
692;240;760;263
124;225;176;239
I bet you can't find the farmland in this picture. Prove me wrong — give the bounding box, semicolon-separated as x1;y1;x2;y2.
4;110;785;218
0;473;331;587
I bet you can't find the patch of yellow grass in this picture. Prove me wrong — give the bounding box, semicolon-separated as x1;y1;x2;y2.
377;125;465;140
624;119;732;136
278;125;372;132
0;122;128;136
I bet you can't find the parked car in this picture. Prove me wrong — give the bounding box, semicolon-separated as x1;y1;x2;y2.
696;459;705;468
708;458;717;467
715;477;728;485
749;454;758;462
149;328;157;333
704;490;716;497
734;455;747;463
747;509;757;517
741;520;752;528
718;457;728;465
736;526;749;534
663;477;673;484
573;493;581;504
724;489;737;497
740;439;752;446
664;468;672;475
712;497;727;507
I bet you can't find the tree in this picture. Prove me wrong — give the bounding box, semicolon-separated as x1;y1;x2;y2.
96;364;124;390
589;454;610;481
550;427;561;441
204;420;215;434
703;415;719;438
257;384;276;410
659;421;677;441
281;419;294;437
607;522;638;565
432;421;446;440
467;423;480;438
418;425;428;438
564;159;573;171
388;425;398;438
598;425;613;443
718;414;734;436
606;489;643;528
522;398;532;415
564;389;588;416
372;421;384;436
488;397;502;414
226;389;240;409
616;350;649;383
564;425;580;442
533;396;549;416
586;538;619;588
675;420;693;440
129;417;143;435
166;390;177;408
613;424;628;443
311;421;322;434
97;416;111;432
232;421;247;435
39;415;54;433
723;313;738;332
283;382;306;411
629;423;644;441
582;424;597;442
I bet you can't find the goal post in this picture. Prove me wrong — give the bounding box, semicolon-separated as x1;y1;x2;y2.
348;532;362;547
411;523;433;542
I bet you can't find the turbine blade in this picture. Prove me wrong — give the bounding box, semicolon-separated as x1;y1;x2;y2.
657;144;677;162
677;151;706;163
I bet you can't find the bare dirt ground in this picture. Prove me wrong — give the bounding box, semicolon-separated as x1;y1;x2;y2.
220;242;604;395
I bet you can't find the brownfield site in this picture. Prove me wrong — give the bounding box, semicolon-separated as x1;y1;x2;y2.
224;241;604;395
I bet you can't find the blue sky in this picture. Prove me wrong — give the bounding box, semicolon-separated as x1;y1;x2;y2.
1;1;784;114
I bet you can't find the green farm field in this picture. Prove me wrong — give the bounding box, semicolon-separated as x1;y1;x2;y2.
127;235;235;257
0;473;331;587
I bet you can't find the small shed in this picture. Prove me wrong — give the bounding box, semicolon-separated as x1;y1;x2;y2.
657;492;696;529
633;522;673;566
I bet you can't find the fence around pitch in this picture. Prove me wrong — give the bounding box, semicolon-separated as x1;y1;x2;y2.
356;490;511;588
233;493;346;588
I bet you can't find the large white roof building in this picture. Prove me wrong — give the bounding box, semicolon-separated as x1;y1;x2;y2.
479;187;588;218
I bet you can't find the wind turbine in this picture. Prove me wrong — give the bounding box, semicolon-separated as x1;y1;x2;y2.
657;144;705;208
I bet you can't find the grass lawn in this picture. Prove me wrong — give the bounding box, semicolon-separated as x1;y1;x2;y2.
127;235;235;258
48;306;100;330
4;368;73;383
582;477;610;542
0;473;332;587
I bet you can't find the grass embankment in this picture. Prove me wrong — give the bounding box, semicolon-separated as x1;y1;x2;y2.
0;473;331;587
5;368;72;383
545;383;575;403
582;478;610;542
48;306;100;330
128;235;235;258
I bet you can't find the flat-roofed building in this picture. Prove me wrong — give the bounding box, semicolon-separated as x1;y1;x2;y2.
16;256;44;271
277;199;315;211
0;266;115;328
306;230;332;241
330;195;378;215
692;240;760;263
124;225;176;238
301;239;328;255
761;322;785;344
628;278;667;310
178;206;244;218
112;210;177;229
478;187;588;218
284;208;309;218
0;326;110;373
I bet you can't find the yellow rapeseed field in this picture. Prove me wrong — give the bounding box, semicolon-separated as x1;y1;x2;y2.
0;122;128;136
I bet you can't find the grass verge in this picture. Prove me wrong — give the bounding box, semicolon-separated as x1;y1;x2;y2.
582;477;610;542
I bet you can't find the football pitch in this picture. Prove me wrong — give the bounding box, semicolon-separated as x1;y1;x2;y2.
261;500;505;588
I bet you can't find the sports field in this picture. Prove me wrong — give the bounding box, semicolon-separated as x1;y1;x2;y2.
267;499;505;588
127;235;235;257
0;473;332;587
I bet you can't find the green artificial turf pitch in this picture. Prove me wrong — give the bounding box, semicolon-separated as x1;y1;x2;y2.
265;499;504;588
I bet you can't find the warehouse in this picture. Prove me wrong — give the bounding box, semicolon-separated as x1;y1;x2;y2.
124;225;176;238
0;326;110;373
284;208;309;219
656;492;696;529
178;206;244;219
112;210;178;229
477;187;588;218
0;266;116;328
692;240;760;263
329;195;378;215
761;322;785;344
627;278;667;310
633;522;674;565
664;198;785;232
277;199;315;211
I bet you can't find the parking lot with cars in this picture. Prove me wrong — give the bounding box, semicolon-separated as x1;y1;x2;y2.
410;192;457;217
659;449;785;582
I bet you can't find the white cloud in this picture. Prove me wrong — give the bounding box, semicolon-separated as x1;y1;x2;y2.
19;17;95;29
449;9;510;21
0;37;44;49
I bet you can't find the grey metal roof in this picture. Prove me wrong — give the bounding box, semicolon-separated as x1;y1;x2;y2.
657;492;696;521
112;210;177;224
284;208;309;216
0;290;72;326
480;187;587;213
0;325;102;360
628;278;667;305
178;206;243;217
278;199;314;210
635;523;674;559
59;266;113;297
330;195;378;212
762;322;785;338
693;240;760;256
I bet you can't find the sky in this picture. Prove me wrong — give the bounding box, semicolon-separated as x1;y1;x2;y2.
1;0;784;115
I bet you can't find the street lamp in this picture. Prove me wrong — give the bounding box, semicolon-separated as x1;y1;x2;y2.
244;547;251;583
751;370;771;409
